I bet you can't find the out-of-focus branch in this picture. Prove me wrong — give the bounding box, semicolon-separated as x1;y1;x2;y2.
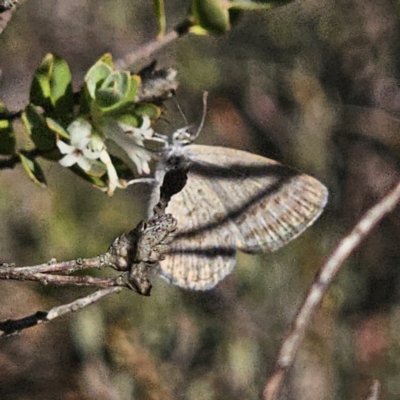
114;19;192;70
263;179;400;400
366;380;381;400
0;287;121;337
114;30;177;70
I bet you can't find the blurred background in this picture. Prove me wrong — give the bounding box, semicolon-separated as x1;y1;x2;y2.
1;0;400;399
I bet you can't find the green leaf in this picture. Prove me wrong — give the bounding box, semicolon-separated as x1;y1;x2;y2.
98;53;113;68
95;71;138;112
83;159;108;178
117;114;139;128
85;55;114;99
153;0;166;37
79;86;92;116
129;75;141;101
46;117;70;139
68;163;108;188
19;152;47;187
190;0;230;35
50;56;74;123
83;56;141;124
30;55;52;107
30;54;73;124
0;118;16;155
22;104;56;152
135;103;161;120
189;0;293;35
96;73;126;108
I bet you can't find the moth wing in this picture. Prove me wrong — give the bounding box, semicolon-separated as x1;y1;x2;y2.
157;172;237;290
183;145;328;253
151;144;328;290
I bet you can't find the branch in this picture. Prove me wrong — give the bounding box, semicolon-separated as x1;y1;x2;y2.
0;267;127;288
262;179;400;400
114;19;192;70
3;256;105;274
114;30;179;70
0;162;188;338
366;380;381;400
0;254;128;288
0;287;121;337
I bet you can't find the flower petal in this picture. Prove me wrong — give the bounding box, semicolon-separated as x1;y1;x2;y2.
140;115;151;130
76;156;92;171
128;147;152;175
57;140;74;155
68;119;92;148
104;121;153;175
99;149;124;196
59;153;78;167
82;148;101;160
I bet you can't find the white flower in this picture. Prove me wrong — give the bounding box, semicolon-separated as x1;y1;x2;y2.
105;116;158;175
126;115;154;141
98;149;125;196
57;119;101;171
97;149;156;196
58;116;165;195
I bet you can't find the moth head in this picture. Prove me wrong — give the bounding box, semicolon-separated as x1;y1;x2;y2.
172;127;195;145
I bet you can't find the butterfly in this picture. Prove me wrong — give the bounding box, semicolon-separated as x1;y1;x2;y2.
148;126;328;291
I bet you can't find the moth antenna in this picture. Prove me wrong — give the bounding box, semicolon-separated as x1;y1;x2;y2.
174;97;189;126
192;91;208;141
171;92;208;144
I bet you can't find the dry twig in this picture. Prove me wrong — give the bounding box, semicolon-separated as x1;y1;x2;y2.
366;380;381;400
0;287;121;337
114;20;192;70
262;179;400;400
0;166;188;336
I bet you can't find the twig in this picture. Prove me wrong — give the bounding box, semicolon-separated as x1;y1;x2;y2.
0;269;127;287
262;179;400;400
114;30;179;70
0;159;188;337
114;20;192;70
0;287;121;337
4;255;108;274
366;380;381;400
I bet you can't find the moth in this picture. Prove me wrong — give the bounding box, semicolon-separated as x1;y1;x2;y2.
149;128;328;290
